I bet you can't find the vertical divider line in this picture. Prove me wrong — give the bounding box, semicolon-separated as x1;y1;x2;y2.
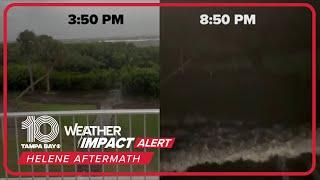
143;114;147;180
157;113;160;172
14;117;21;180
59;115;64;180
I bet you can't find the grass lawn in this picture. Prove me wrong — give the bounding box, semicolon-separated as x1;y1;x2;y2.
103;114;160;173
16;101;97;112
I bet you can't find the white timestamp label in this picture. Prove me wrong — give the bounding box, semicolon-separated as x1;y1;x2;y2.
200;14;256;25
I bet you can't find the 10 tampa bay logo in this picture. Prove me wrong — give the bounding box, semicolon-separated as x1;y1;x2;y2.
21;115;61;149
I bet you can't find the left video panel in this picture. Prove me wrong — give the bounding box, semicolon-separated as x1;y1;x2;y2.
3;5;160;176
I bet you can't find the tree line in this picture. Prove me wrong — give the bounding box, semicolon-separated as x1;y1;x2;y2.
1;30;159;98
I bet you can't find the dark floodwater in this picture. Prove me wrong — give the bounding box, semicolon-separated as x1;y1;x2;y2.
161;122;316;172
160;70;313;173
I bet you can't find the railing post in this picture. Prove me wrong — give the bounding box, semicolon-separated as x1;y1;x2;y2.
115;114;119;180
14;117;21;180
129;114;133;180
72;115;78;180
59;115;64;180
86;115;91;180
3;109;160;179
44;120;49;180
100;116;105;180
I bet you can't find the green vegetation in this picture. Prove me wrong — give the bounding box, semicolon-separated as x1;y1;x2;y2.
121;66;159;97
0;30;160;176
2;30;159;98
1;65;117;91
51;69;116;90
109;114;160;172
16;101;96;111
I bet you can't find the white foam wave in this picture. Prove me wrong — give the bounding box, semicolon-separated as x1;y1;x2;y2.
161;126;318;171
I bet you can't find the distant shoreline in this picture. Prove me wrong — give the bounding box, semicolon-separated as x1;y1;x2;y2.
4;37;160;44
102;38;159;43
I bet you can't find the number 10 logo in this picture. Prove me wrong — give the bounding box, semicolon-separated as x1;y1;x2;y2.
21;115;59;143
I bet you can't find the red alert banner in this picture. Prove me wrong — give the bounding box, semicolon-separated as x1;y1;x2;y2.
18;152;154;165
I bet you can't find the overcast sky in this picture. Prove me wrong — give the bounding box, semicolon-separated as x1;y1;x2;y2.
0;0;159;42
